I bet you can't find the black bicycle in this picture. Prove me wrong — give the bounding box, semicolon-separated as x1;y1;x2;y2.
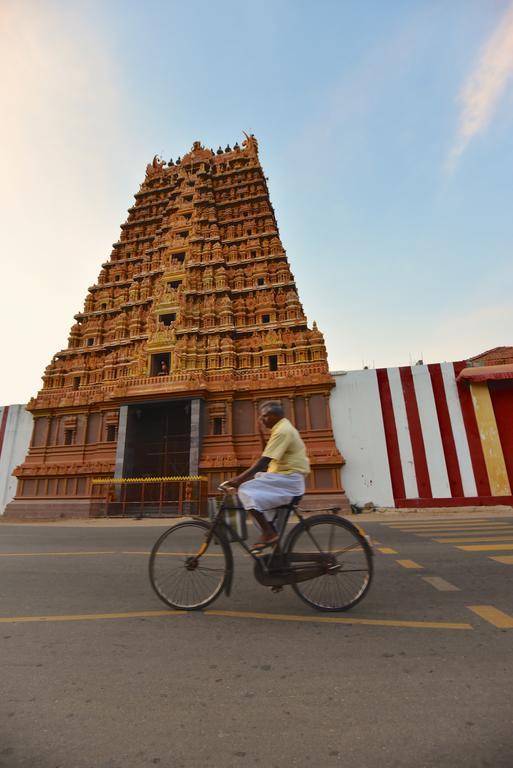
149;487;373;612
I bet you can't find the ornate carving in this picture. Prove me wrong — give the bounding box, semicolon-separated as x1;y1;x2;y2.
145;155;165;178
242;132;259;156
15;136;342;516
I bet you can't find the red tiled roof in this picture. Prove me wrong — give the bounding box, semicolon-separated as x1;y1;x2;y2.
467;347;513;365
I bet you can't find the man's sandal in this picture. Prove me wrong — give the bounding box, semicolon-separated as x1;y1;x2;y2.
250;534;279;552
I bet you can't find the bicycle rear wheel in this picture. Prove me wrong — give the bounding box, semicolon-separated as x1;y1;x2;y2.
285;515;373;611
149;520;230;610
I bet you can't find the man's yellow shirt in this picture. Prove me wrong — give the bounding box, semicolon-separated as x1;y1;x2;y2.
263;418;310;475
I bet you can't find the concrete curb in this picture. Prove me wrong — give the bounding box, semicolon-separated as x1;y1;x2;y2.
1;505;512;526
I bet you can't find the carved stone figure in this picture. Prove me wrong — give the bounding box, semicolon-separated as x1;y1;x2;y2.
145;154;165;178
242;132;259;156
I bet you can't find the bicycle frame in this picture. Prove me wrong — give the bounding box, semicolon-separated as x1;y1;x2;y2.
200;493;297;560
194;493;342;590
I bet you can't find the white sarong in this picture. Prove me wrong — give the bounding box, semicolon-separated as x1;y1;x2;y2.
238;472;305;521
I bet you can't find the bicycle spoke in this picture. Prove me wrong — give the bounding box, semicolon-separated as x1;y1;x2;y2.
328;523;335;554
287;517;372;611
149;521;229;610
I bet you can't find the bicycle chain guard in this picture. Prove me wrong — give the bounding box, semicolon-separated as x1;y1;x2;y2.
253;553;328;587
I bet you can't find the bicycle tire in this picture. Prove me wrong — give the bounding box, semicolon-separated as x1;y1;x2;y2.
149;519;230;610
284;514;373;612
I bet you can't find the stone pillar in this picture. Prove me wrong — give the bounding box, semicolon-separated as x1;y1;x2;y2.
189;398;201;475
114;405;129;479
324;393;333;429
305;396;312;431
226;398;233;436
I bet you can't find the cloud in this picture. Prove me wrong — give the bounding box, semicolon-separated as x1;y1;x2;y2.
449;1;513;167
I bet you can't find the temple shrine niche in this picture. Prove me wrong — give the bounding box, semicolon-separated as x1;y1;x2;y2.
7;135;346;518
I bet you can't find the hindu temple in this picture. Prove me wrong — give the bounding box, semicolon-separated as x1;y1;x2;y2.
6;135;345;517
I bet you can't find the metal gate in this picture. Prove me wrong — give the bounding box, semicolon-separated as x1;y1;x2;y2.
90;476;208;518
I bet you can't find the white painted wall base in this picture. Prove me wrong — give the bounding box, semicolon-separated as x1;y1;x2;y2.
0;405;33;514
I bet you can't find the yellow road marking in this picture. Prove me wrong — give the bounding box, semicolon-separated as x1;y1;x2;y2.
457;543;513;552
422;576;460;592
0;550;223;558
121;551;151;555
397;529;513;536
435;536;513;544
135;551;224;557
396;559;423;569
468;605;513;629
206;610;472;630
412;523;513;528
0;608;473;631
490;555;513;564
389;523;513;531
0;610;186;624
417;531;513;539
0;551;118;557
377;547;398;554
384;520;512;527
424;525;513;536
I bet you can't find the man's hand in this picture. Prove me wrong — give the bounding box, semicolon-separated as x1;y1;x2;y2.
219;480;238;493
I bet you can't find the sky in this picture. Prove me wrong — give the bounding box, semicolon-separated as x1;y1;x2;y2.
1;0;513;404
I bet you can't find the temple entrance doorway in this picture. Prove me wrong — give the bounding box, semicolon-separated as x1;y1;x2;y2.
123;400;192;478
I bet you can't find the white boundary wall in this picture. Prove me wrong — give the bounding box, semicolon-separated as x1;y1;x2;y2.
330;371;395;508
0;405;33;514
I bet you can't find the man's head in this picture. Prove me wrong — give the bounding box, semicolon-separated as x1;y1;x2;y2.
259;401;284;429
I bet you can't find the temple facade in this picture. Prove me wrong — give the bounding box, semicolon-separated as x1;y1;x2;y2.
6;136;345;518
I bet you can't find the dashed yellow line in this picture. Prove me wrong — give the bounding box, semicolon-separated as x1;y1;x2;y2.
490;555;513;564
377;547;398;554
468;605;513;629
435;536;513;544
422;576;460;592
396;559;423;569
384;521;512;528
416;528;513;536
410;529;513;537
457;543;513;552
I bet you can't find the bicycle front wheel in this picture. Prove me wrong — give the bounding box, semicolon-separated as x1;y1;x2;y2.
285;515;373;612
149;520;230;610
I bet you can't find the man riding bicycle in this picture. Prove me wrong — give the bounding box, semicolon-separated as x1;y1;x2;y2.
224;401;310;550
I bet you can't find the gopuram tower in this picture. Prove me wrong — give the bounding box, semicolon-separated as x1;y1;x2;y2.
7;136;345;518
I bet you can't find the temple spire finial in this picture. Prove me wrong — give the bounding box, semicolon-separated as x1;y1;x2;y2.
242;131;259;156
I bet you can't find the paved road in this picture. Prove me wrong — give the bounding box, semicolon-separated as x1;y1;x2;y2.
1;513;512;768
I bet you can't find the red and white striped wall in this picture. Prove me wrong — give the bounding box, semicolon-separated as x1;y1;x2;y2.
330;363;513;508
